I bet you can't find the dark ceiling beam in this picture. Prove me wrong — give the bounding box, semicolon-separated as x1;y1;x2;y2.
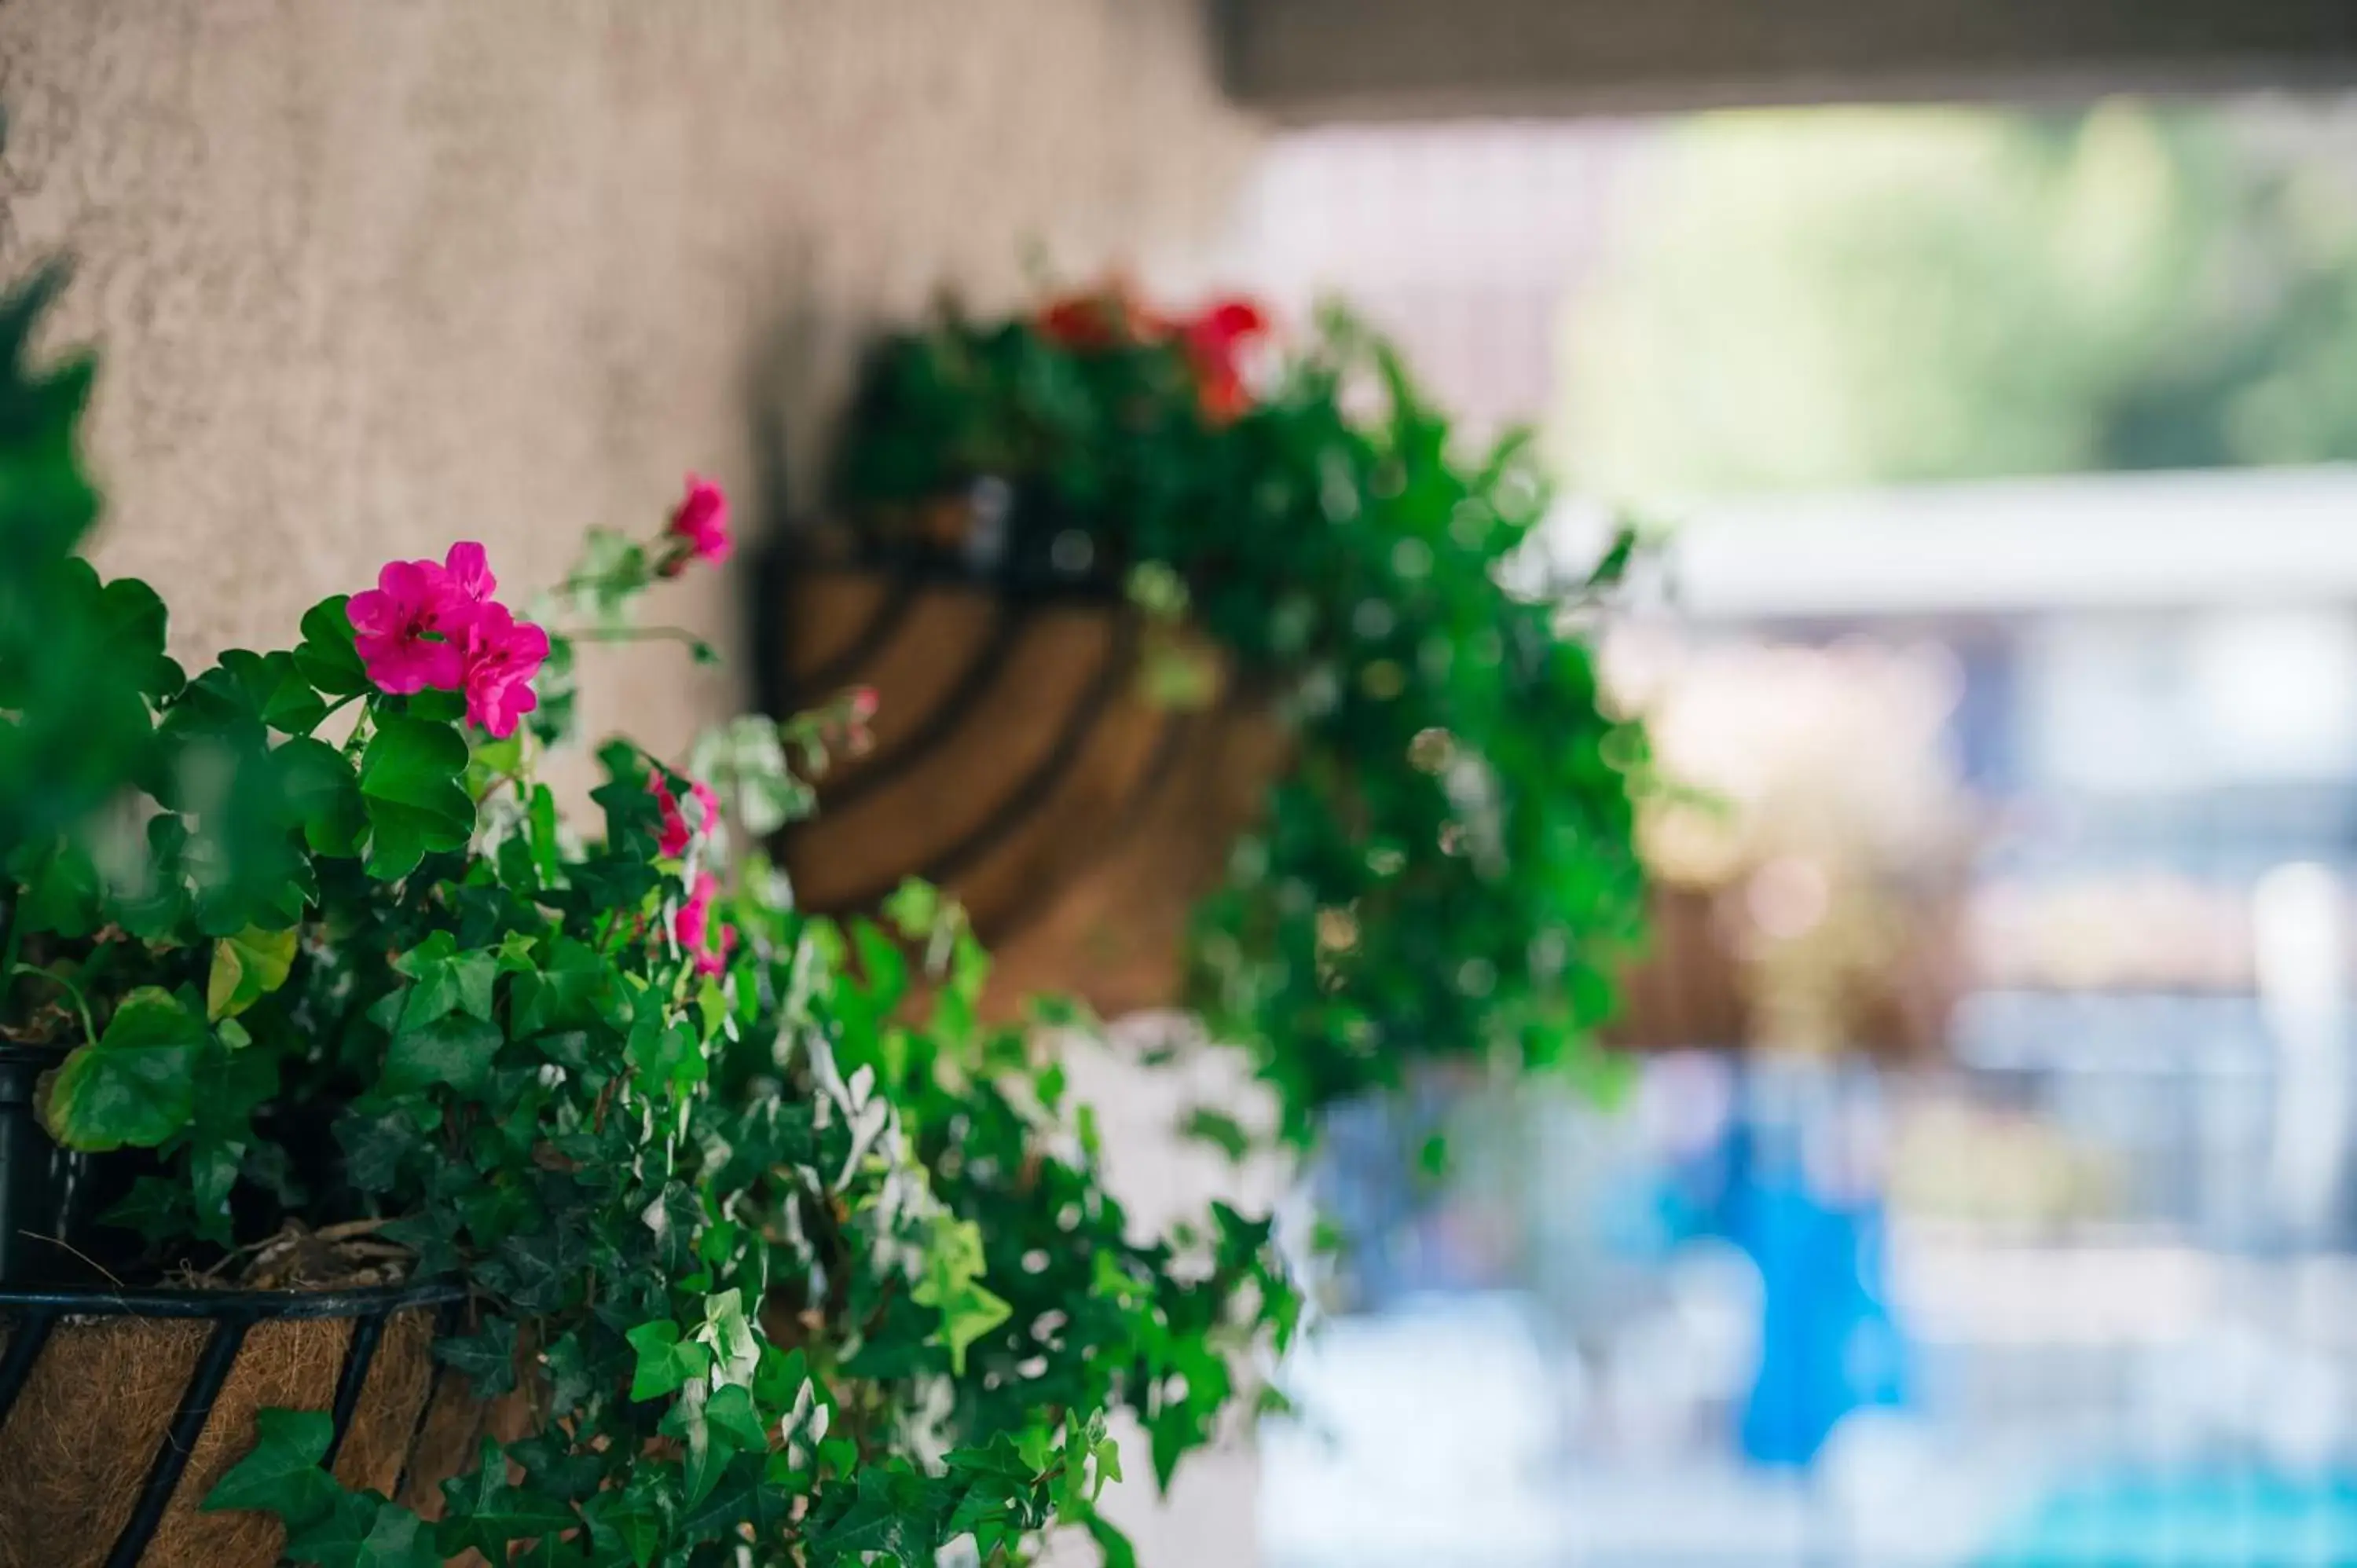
1220;0;2357;121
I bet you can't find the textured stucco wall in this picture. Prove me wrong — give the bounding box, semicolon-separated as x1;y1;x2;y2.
0;0;1258;761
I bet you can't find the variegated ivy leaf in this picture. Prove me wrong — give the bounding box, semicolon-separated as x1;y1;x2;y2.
206;923;298;1020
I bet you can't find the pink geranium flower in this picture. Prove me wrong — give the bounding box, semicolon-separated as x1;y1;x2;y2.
348;559;467;694
439;540;497;610
456;601;550;739
662;475;731;573
673;870;737;976
648;772;721;857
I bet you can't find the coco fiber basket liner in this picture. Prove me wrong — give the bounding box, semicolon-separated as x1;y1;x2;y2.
768;559;1287;1019
0;1277;464;1568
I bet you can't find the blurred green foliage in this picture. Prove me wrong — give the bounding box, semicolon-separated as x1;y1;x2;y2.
1562;101;2357;496
0;264;166;869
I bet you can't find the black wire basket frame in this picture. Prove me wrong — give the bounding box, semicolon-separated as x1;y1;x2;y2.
0;1275;466;1568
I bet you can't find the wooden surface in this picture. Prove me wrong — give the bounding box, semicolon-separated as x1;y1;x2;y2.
1225;0;2357;119
1609;883;1961;1060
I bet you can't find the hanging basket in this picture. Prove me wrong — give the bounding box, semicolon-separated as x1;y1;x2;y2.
761;550;1286;1017
0;1276;467;1568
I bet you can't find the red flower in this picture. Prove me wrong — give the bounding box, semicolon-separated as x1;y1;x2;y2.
1180;299;1268;422
1034;284;1270;417
1035;284;1159;350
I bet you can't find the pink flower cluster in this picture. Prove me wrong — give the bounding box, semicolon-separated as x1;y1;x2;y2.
647;767;732;973
674;871;737;977
647;771;720;859
659;474;731;577
347;542;549;738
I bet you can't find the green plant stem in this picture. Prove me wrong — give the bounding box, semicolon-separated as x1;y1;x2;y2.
475;770;525;808
551;559;652;600
560;625;713;656
11;962;97;1046
303;689;367;738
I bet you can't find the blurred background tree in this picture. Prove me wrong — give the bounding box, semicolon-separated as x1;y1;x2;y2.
1560;100;2357;497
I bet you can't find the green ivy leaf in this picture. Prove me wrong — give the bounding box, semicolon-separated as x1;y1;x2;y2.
436;1439;579;1554
881;879;942;943
671;1398;732;1509
1092;1431;1125;1494
702;1383;769;1452
805;1467;940;1566
381;1012;502;1097
933;1282;1014;1378
201;1406;340;1521
335;1113;416;1194
95;573;184;701
189;1131;244;1244
284;1492;440;1568
42;986;203;1151
280;1492;379;1566
626;1014;703;1096
525;782;563;888
8;837;101;937
207;924;299;1020
278;736;367;857
358;715;474;879
911;1216;1013;1376
850;920;908;1013
1083;1510;1141;1568
511;937;612;1035
485;1221;588;1315
102;1173;192;1241
511;1426;610;1504
218;648;329;735
163;653;307;744
1178;1105;1252;1163
433;1318;519;1398
640;1181;702;1275
675;1458;786;1544
698;1288;761;1390
403;687;467;725
753;1343;814;1416
581;1493;662;1568
468;730;526;784
393;932;499;1030
294;594;370;697
625;1320;711;1402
